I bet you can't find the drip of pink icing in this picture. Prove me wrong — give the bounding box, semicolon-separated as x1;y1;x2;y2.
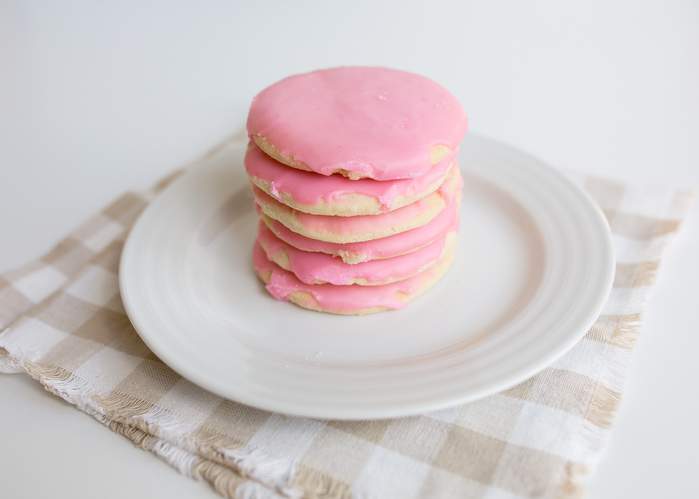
257;221;450;286
247;67;467;180
245;142;454;211
261;193;460;263
253;167;461;242
253;243;445;312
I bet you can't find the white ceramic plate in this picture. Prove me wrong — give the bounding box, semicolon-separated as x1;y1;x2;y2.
120;134;614;420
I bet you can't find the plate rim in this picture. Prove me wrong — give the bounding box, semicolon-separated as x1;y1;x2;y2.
119;133;615;420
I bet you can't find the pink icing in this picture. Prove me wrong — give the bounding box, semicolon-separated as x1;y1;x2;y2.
245;142;454;212
257;221;450;286
247;67;467;180
261;194;460;263
253;243;447;312
253;167;461;243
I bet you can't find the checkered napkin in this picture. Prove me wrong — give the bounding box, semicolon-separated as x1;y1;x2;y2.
0;143;694;499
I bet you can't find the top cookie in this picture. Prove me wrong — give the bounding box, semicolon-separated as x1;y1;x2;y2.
246;67;467;181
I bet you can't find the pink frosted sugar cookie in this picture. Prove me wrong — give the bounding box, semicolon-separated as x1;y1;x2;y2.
253;166;462;244
253;242;455;315
245;142;455;216
259;186;461;264
247;66;467;180
257;220;457;286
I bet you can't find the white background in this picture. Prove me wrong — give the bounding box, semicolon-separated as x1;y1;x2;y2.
1;1;698;498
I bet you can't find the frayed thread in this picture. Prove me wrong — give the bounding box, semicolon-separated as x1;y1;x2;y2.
292;465;355;499
0;343;23;373
4;353;301;499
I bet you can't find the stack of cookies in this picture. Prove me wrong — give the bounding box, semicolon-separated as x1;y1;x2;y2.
245;67;467;315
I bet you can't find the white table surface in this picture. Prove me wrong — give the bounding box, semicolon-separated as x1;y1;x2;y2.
2;2;698;498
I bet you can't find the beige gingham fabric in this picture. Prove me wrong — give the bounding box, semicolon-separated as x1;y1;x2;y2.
0;145;694;499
